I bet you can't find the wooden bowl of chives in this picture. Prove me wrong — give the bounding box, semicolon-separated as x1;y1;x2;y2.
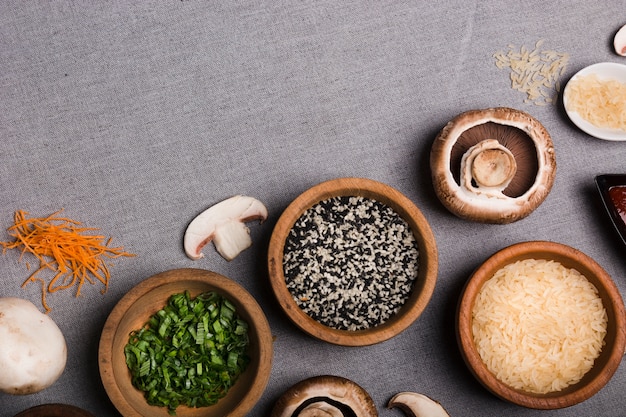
98;269;273;417
267;177;439;346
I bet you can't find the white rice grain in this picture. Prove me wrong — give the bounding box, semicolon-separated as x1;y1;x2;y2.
472;259;607;394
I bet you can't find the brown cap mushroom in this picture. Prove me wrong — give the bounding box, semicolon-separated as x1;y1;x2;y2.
270;375;378;417
430;107;556;224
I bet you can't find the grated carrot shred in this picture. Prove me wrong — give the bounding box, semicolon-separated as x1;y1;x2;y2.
1;209;135;313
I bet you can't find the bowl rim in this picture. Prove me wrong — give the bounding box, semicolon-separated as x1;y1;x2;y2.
267;177;438;346
456;241;626;409
98;268;273;417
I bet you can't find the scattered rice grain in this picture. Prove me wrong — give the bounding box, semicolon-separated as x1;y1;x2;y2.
494;39;569;106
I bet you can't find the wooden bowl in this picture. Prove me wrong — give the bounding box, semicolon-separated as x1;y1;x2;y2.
99;269;273;417
457;241;626;409
267;177;438;346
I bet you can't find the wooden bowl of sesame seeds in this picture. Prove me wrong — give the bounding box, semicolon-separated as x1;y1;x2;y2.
267;177;438;346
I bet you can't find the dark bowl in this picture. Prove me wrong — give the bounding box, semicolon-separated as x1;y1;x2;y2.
595;174;626;247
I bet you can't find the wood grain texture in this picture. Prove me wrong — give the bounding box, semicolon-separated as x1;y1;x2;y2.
98;268;273;417
456;241;626;409
267;177;438;346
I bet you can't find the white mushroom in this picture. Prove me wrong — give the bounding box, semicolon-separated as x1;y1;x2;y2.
0;297;67;395
430;107;556;224
614;24;626;56
388;392;450;417
271;375;379;417
184;195;268;261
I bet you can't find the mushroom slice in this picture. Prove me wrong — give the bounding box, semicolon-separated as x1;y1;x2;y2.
615;24;626;56
270;375;378;417
430;107;556;224
388;392;450;417
184;195;268;261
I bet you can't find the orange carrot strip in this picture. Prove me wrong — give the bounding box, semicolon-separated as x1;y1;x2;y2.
48;270;77;293
32;277;51;314
2;209;134;312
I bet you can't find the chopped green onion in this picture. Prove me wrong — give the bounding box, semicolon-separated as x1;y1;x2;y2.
124;291;250;415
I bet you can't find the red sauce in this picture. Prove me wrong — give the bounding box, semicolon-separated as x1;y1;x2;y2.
608;185;626;225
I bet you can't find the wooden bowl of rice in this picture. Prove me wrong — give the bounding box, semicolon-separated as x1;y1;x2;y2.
267;177;438;346
457;241;626;409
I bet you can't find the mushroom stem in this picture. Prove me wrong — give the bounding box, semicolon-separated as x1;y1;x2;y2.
212;219;254;261
388;392;450;417
461;139;517;197
300;402;343;417
471;148;516;187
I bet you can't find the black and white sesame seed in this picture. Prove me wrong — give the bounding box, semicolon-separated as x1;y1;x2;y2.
283;195;420;331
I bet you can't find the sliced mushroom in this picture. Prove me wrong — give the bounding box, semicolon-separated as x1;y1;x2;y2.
183;195;268;261
615;24;626;56
388;392;450;417
430;107;556;224
270;375;378;417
